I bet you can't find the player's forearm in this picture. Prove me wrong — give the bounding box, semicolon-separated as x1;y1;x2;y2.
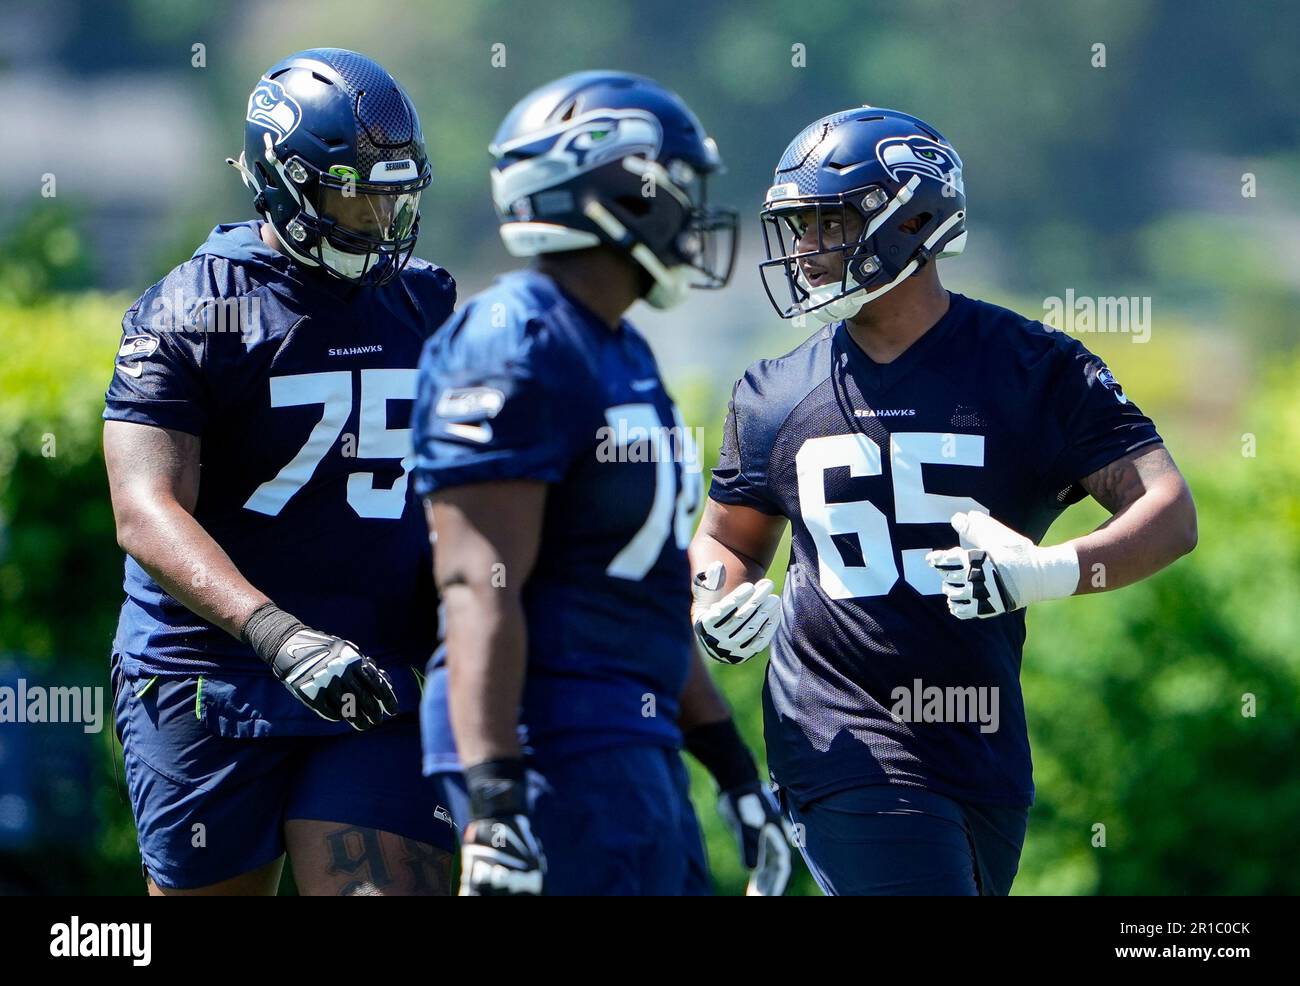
114;498;270;638
1069;478;1197;594
688;532;769;597
443;583;527;765
678;651;733;731
1066;446;1197;595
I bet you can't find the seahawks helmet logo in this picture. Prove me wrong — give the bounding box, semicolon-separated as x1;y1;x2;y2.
246;79;302;143
492;109;664;207
496;110;661;171
876;135;963;192
553;111;662;169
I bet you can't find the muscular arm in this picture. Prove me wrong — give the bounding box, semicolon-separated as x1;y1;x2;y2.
426;480;545;766
1069;444;1197;594
103;419;269;638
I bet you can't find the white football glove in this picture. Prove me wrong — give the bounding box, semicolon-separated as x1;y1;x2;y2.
460;815;545;896
718;782;794;896
924;511;1079;619
692;561;782;665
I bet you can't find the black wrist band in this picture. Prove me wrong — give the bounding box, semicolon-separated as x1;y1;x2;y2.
684;718;759;792
465;758;528;819
241;602;305;666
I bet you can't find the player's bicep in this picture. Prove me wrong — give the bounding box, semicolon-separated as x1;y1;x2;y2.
103;419;201;519
426;480;547;596
1078;443;1190;515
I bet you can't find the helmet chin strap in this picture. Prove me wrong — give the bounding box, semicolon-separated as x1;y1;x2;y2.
806;208;967;324
226;153;260;193
251;140;373;281
583;200;692;310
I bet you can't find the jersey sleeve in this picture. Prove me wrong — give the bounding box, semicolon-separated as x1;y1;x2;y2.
410;304;586;496
102;291;211;436
1037;337;1164;504
708;376;783;515
405;261;458;338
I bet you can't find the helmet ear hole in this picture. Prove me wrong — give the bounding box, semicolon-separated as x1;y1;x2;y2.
614;194;652;218
255;161;278;190
898;212;932;235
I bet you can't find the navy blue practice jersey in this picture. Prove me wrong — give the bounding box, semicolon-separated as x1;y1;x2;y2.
104;221;455;683
711;292;1162;807
412;269;699;765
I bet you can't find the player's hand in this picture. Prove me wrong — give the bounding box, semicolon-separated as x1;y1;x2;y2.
718;781;793;896
692;560;782;665
460;815;546;896
242;603;397;728
925;512;1080;619
461;759;545;895
269;629;397;728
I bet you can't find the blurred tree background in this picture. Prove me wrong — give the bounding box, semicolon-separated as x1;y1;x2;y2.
1;0;1296;894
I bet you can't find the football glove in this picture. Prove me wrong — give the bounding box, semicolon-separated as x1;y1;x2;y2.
461;760;545;896
925;512;1079;619
684;719;792;896
692;560;782;665
718;781;793;897
242;603;397;728
461;816;545;896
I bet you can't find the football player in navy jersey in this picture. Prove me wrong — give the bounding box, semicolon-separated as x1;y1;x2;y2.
689;107;1198;895
412;71;790;895
103;49;457;895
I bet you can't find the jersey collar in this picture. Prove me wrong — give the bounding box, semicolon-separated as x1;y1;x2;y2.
835;292;966;396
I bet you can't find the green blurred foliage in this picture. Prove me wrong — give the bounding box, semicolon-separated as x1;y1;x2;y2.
0;291;141;893
0;292;124;663
0;206;94;305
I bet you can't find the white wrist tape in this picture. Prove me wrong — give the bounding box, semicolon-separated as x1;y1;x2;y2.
1014;542;1081;606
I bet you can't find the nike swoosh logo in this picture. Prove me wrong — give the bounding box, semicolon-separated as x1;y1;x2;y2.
116;361;143;378
444;421;493;444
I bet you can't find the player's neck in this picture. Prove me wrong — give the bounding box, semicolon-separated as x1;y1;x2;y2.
535;250;641;330
844;270;950;364
259;220;285;255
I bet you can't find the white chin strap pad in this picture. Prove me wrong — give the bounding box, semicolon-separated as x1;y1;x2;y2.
644;266;692;309
272;223;371;279
273;227;322;269
320;240;370;279
808;287;869;325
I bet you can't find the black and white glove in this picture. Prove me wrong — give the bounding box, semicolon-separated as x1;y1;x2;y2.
692;560;782;665
461;759;545;896
242;602;397;729
684;719;792;896
719;781;793;897
924;512;1079;619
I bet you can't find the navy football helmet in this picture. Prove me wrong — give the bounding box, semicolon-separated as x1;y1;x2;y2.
759;107;967;323
229;48;431;286
489;71;737;309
